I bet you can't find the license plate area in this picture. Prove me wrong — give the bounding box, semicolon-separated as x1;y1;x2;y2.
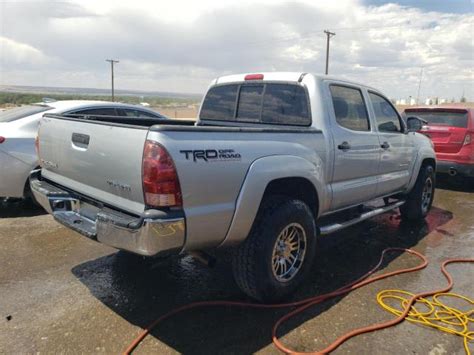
51;199;101;239
54;210;97;239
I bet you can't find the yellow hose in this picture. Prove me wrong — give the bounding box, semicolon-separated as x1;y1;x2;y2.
377;290;474;354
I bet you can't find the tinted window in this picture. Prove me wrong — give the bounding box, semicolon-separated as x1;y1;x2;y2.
119;108;162;119
0;105;51;123
200;84;238;120
72;108;118;116
330;85;369;131
407;111;468;128
369;92;401;132
200;83;310;126
262;84;310;125
236;85;263;121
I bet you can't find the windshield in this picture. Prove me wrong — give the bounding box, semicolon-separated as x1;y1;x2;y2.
0;105;52;123
409;111;468;128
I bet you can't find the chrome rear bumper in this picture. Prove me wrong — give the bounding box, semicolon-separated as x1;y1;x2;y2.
29;169;185;256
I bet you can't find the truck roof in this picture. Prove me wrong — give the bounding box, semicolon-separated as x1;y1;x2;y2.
214;72;378;92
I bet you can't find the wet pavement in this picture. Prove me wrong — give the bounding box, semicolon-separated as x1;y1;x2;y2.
0;177;473;354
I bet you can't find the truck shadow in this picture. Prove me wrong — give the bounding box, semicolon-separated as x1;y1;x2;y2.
71;207;452;354
436;175;474;193
0;199;47;218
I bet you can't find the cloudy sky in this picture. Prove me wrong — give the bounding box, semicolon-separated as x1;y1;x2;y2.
0;0;472;100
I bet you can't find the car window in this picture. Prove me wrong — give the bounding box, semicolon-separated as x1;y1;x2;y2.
200;83;311;126
119;108;162;118
330;85;370;131
406;111;468;128
369;92;402;132
0;105;51;122
71;108;118;116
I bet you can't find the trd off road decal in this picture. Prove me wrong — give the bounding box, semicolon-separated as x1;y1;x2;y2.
180;149;241;162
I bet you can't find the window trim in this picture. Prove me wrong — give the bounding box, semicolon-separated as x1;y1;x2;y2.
329;83;371;132
368;90;405;134
64;106;163;119
199;81;313;127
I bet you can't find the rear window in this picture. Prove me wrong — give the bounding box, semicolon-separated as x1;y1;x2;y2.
236;85;264;121
407;111;468;128
200;84;238;120
0;105;51;123
199;83;311;126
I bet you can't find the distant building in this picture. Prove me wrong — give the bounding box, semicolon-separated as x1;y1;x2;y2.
425;97;440;105
396;99;407;105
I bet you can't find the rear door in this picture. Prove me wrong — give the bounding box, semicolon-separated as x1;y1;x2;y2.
367;92;415;196
38;116;148;215
327;84;380;210
408;109;469;154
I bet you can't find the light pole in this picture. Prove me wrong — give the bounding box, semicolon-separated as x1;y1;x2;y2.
106;59;119;101
324;30;336;75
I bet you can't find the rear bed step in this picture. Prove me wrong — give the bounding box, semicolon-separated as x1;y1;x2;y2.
319;200;405;235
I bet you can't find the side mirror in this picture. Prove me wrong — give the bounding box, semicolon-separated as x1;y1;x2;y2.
406;116;427;132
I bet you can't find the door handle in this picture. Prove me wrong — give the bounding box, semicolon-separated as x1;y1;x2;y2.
380;142;390;149
337;141;351;150
71;133;90;149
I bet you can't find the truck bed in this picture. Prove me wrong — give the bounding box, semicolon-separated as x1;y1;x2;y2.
37;113;325;250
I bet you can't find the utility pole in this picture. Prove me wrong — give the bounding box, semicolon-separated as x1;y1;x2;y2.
324;30;336;75
416;67;423;105
105;59;119;101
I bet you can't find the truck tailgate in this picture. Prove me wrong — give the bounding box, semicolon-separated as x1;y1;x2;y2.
38;117;148;215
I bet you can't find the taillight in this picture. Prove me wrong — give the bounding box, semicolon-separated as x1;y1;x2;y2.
245;73;264;80
142;140;182;208
463;133;471;146
0;136;5;144
35;135;40;158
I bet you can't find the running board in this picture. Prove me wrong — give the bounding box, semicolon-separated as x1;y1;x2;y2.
319;200;405;236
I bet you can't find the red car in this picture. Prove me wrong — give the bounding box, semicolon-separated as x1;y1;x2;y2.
404;106;473;178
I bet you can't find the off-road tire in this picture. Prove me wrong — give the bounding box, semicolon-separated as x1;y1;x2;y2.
232;196;317;303
400;164;435;221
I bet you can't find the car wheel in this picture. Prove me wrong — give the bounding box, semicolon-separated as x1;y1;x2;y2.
232;196;317;302
400;164;435;221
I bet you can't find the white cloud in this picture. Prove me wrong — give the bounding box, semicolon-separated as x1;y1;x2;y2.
0;0;472;100
0;37;56;67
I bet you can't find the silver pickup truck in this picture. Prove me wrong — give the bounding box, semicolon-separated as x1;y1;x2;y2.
31;72;436;302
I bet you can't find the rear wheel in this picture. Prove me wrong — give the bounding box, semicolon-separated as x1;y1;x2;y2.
400;164;435;221
232;196;317;302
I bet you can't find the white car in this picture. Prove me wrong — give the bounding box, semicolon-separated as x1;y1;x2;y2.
0;100;167;200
